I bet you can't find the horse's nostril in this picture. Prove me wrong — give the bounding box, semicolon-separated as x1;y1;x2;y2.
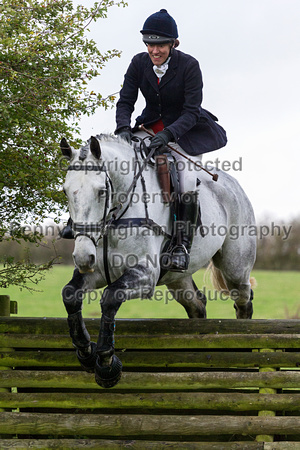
89;254;95;267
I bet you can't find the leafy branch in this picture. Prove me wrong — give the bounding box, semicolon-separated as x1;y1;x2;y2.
0;252;59;292
0;0;127;289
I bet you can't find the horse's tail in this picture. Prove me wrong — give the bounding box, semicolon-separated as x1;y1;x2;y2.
206;261;257;295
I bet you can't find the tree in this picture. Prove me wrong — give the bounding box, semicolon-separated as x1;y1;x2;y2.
255;216;300;270
0;0;126;289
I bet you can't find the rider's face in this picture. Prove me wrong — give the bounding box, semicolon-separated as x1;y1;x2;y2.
147;43;172;66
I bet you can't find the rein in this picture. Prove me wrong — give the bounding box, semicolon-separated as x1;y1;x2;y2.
108;138;157;222
140;125;219;182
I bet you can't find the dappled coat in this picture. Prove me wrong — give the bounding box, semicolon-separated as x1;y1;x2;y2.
115;49;227;156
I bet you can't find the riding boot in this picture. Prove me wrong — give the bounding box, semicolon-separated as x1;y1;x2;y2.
59;217;74;239
168;191;199;272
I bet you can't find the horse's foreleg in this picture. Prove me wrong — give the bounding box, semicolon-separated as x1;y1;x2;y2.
95;264;156;388
62;269;96;372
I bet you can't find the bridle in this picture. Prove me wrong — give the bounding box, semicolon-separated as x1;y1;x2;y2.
66;139;175;286
68;162;113;247
67;139;158;249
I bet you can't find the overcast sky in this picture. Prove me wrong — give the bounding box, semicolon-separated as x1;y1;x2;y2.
75;0;300;222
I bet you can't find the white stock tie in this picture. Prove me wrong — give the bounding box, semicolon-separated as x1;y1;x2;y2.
153;57;171;82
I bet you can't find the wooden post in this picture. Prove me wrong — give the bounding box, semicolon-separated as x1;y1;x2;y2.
0;295;10;317
0;294;15;435
255;348;277;443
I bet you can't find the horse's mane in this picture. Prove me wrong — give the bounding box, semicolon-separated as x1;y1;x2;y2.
79;134;123;161
94;133;117;142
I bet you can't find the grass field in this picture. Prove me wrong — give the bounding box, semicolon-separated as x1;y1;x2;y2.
3;266;300;320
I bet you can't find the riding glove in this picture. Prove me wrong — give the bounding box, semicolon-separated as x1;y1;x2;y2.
149;129;174;152
115;126;133;144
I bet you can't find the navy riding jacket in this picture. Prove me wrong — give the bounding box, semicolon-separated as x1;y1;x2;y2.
115;49;227;156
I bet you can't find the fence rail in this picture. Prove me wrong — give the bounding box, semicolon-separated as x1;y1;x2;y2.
1;316;300;448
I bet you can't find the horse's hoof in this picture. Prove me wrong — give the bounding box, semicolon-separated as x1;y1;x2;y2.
234;301;253;319
95;354;122;388
76;342;97;373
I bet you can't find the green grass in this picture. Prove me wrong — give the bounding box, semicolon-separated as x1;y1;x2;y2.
2;266;300;320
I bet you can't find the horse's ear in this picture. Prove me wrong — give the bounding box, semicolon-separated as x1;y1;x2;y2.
60;138;72;158
90;136;101;160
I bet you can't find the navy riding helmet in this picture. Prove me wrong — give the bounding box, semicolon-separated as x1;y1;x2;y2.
141;9;178;45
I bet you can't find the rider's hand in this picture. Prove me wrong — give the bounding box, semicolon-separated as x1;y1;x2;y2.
149;129;174;152
115;126;133;144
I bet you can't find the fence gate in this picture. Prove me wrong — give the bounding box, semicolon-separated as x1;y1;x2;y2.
0;303;300;449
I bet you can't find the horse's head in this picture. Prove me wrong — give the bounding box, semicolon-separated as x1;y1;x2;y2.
61;136;109;273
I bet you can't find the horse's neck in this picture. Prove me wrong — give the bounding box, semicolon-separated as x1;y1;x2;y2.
102;142;157;193
100;140;171;227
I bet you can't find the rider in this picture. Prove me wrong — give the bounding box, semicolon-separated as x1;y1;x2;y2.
115;9;227;272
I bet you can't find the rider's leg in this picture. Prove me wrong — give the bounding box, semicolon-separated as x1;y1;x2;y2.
129;132;202;272
171;143;203;191
167;146;202;272
168;191;199;272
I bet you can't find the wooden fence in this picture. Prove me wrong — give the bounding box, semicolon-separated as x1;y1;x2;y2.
0;296;300;449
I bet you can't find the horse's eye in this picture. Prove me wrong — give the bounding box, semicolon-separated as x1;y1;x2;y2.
98;189;107;199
